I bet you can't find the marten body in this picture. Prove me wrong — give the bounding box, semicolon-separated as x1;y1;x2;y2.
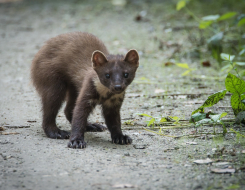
31;32;139;148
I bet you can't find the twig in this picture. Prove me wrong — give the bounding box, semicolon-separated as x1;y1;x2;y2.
0;132;20;135
3;125;30;128
143;127;176;137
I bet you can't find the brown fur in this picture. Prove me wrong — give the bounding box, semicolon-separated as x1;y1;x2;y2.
31;32;139;148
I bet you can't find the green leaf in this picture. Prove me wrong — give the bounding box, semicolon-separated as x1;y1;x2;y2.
207;32;223;44
220;64;233;72
220;53;235;61
147;118;155;126
210;112;227;122
189;112;207;123
239;49;245;55
235;111;245;124
238;18;245;26
176;0;186;11
169;116;179;121
192;90;227;115
218;12;237;21
195;119;213;127
181;70;191;76
176;63;189;69
137;113;153;118
202;15;220;21
225;73;245;94
231;94;245;116
160;117;167;122
199;20;213;29
235;62;245;66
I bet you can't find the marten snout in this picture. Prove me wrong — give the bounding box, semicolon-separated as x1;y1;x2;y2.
114;84;122;91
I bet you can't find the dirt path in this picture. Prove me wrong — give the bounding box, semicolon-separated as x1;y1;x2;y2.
0;1;244;190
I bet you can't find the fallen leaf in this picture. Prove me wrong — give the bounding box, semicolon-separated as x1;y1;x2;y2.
202;61;211;67
211;168;235;174
164;62;174;66
193;158;213;164
0;132;20;135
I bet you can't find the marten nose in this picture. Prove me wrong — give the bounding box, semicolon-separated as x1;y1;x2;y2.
114;85;122;91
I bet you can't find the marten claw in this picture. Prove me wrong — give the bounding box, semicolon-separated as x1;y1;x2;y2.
112;135;132;145
67;140;86;149
45;129;70;139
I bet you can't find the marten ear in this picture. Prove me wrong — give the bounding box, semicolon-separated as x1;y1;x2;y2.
124;49;139;67
92;51;108;68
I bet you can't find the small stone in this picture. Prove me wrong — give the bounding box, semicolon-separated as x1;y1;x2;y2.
186;142;197;145
193;158;212;164
212;162;230;166
211;168;235;174
133;144;147;149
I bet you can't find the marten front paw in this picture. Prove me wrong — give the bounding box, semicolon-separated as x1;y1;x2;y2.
45;128;70;139
112;135;132;145
67;137;86;149
86;123;107;132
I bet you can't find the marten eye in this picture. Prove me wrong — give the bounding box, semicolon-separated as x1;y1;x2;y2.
124;73;129;78
105;74;110;79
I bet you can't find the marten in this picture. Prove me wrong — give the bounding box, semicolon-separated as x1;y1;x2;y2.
31;32;139;149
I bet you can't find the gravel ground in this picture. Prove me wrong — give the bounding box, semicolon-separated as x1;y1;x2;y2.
0;1;245;190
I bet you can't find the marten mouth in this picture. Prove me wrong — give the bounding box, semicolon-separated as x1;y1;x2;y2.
111;89;124;94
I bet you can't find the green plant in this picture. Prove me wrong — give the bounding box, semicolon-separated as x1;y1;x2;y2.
220;53;245;76
176;0;245;66
175;63;196;76
190;54;245;134
137;113;181;128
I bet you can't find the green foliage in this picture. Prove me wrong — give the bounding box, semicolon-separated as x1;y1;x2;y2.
176;1;244;66
230;128;245;139
238;17;245;26
235;111;245;124
218;12;237;21
176;0;186;11
191;72;245;117
137;113;180;127
175;63;196;76
225;73;245;115
189;112;206;123
192;90;227;115
190;111;227;132
199;12;237;29
123;120;134;125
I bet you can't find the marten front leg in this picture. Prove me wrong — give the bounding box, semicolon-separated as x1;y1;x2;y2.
68;92;95;149
102;104;132;145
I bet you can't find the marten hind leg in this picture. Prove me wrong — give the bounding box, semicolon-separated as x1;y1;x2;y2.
41;82;70;139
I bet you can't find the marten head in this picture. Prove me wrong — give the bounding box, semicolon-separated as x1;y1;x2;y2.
92;50;139;94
